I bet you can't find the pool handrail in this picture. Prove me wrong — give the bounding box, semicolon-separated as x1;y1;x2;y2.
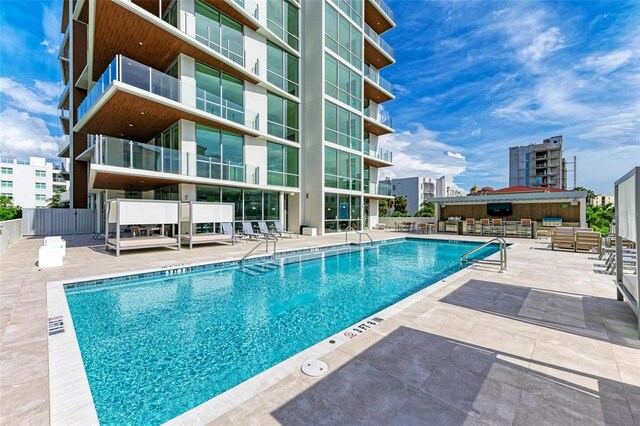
241;233;278;264
459;237;507;272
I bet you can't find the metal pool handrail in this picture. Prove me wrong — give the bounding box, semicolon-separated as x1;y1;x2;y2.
459;237;507;272
344;227;373;244
241;233;278;264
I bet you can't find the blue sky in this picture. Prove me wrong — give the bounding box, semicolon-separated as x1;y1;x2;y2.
0;0;638;194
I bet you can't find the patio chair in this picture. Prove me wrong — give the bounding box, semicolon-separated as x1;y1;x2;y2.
242;222;265;240
491;219;504;237
518;219;532;238
551;227;576;251
465;218;477;235
221;222;239;244
417;223;428;234
131;226;141;237
273;220;297;238
480;218;491;236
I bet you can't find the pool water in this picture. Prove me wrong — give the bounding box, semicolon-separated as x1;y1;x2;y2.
65;239;499;425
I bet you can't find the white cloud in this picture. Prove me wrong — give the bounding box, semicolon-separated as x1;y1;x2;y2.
41;5;60;55
0;77;62;116
0;108;63;159
392;84;410;96
519;27;565;63
579;49;634;74
378;125;467;190
471;128;482;137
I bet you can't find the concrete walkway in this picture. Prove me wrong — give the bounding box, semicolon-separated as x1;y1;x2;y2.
1;232;638;425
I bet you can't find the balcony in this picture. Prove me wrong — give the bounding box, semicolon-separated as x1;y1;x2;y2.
75;55;260;143
364;24;394;68
365;182;393;197
365;0;395;34
364;65;393;103
58;137;71;158
90;0;259;86
88;135;260;191
363;106;393;136
363;144;393;167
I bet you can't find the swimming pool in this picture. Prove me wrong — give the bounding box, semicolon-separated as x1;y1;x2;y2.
65;238;499;425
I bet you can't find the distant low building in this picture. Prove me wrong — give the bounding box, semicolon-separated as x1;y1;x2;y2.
590;194;614;207
0;157;69;208
389;176;448;215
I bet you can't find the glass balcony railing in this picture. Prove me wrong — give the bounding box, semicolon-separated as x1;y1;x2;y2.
364;65;393;94
77;55;260;131
364;24;394;58
363;143;393;163
369;0;395;21
364;106;393;128
194;23;245;66
232;0;260;20
91;135;260;185
366;182;392;196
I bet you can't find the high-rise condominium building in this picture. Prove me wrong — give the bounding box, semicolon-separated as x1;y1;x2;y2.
0;157;68;209
389;176;447;215
58;0;395;235
508;136;567;190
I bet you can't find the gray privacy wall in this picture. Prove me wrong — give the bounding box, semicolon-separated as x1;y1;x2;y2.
21;209;96;236
0;219;23;254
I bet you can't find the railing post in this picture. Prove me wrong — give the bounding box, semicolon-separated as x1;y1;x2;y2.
129;140;133;168
160;147;164;172
149;66;153;93
208;156;212;179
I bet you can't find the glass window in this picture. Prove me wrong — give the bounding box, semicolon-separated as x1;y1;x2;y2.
221;187;243;222
267;42;299;96
195;0;244;65
330;0;362;25
324;54;361;110
195;62;245;125
325;3;362;69
324;193;361;232
324;100;361;150
1;181;13;188
196;185;221;202
154;185;179;201
35;170;46;177
324;146;361;191
263;191;280;220
35;183;46;190
1;167;13;175
267;0;299;50
267;93;299;142
35;194;46;201
195;124;244;181
244;189;263;220
267;142;298;187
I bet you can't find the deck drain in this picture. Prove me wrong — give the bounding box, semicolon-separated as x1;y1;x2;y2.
301;359;329;377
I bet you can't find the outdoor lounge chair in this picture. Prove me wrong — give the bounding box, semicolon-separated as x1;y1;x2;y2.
273;220;298;238
242;222;265;240
575;230;602;254
551;227;576;251
221;223;239;244
258;221;281;238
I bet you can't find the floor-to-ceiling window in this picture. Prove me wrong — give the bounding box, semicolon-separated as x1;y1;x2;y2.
325;54;361;110
195;124;244;181
267;42;299;96
324;146;361;191
328;0;362;26
195;0;244;65
324;193;361;232
325;2;362;70
325;100;361;151
268;93;299;142
267;0;299;50
195;62;245;124
267;142;298;187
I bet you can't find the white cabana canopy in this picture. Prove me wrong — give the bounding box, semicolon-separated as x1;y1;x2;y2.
105;199;181;256
180;201;235;249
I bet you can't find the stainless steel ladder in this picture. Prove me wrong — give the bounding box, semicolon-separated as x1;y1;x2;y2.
240;234;278;265
459;237;508;272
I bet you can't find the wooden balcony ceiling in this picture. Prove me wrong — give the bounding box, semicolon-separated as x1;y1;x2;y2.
363;155;392;168
365;0;394;34
364;79;393;103
206;0;259;31
364;39;393;69
77;89;257;142
364;118;392;136
93;1;259;84
93;171;182;192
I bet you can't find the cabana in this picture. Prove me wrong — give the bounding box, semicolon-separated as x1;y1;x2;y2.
105;199;181;256
180;201;236;249
614;167;639;336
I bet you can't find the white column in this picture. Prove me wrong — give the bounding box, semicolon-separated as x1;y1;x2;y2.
579;197;587;228
178;0;196;37
180;120;197;177
178;54;196;108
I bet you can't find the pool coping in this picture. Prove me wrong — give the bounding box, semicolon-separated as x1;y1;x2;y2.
46;235;507;425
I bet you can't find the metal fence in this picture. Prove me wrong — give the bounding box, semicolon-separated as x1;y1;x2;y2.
0;218;23;254
21;209;96;236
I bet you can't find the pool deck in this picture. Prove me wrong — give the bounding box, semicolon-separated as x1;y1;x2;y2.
1;232;638;425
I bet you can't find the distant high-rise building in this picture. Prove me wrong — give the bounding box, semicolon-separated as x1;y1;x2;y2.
509;136;567;190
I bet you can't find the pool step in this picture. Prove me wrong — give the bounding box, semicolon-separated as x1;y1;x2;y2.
240;262;280;277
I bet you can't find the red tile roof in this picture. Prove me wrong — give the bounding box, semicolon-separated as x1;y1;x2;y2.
488;186;568;194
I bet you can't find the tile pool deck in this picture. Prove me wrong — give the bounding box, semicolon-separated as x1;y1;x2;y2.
1;232;638;425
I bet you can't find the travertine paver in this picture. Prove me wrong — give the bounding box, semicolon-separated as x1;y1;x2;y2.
0;232;638;425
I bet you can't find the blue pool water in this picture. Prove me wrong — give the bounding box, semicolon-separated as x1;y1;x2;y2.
65;238;499;425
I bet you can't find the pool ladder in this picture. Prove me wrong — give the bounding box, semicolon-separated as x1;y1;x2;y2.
344;227;373;244
459;237;508;273
240;234;278;265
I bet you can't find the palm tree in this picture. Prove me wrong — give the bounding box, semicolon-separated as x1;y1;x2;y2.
414;201;435;217
393;195;408;215
574;186;596;204
379;200;388;217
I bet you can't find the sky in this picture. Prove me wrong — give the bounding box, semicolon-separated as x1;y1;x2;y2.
0;0;638;195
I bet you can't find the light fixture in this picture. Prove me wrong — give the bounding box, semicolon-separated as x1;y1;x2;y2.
128;124;133;127
140;112;145;115
139;41;143;45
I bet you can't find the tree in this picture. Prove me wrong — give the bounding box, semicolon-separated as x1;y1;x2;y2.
0;195;22;221
47;191;68;208
379;200;388;217
574;186;596;204
414;201;435;217
392;195;408;215
587;203;615;235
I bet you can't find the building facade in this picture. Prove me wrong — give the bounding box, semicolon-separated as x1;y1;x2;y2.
508;136;567;190
58;0;395;235
0;157;68;209
590;194;614;207
389;176;448;215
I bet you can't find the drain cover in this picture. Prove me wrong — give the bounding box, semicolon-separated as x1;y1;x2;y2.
301;359;329;377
